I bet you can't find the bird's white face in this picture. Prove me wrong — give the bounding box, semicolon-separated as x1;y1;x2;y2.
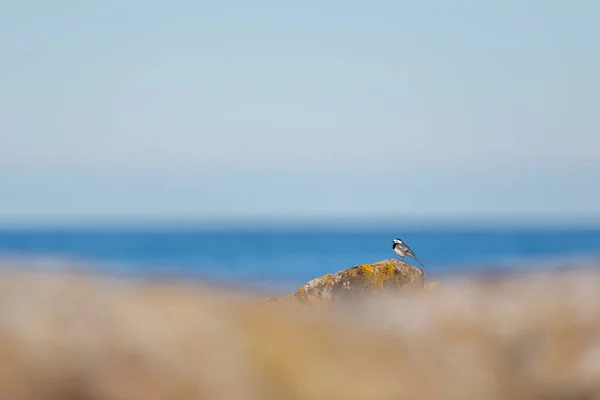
393;238;403;244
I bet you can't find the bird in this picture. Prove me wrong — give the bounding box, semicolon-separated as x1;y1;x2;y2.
392;238;425;268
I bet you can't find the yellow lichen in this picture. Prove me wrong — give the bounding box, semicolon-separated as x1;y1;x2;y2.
365;262;399;290
360;264;375;275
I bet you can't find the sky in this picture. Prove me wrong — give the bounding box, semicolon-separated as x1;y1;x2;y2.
1;1;598;225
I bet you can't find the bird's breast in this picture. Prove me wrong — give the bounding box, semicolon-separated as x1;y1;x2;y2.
393;247;406;257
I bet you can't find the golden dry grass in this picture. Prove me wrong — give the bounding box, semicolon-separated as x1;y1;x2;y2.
1;268;600;399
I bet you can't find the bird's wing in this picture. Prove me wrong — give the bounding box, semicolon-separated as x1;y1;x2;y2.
401;244;415;256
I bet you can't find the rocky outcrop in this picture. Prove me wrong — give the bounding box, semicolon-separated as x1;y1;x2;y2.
279;259;426;305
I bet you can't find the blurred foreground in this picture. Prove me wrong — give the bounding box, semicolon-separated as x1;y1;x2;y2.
1;265;600;399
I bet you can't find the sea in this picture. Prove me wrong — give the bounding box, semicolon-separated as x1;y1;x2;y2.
1;223;599;295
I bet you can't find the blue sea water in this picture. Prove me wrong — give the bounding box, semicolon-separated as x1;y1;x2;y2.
0;225;599;293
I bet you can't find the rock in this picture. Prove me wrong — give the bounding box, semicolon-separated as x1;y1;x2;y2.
288;259;425;304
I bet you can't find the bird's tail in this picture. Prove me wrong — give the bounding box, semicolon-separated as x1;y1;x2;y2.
408;251;425;269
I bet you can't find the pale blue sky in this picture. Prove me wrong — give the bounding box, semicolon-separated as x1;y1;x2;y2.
1;1;598;224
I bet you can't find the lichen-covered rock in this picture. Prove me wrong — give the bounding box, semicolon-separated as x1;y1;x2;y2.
290;259;425;304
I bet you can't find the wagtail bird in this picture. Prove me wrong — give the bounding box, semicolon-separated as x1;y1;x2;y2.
392;238;425;268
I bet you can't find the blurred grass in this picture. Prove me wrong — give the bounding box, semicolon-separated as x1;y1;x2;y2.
0;267;600;399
